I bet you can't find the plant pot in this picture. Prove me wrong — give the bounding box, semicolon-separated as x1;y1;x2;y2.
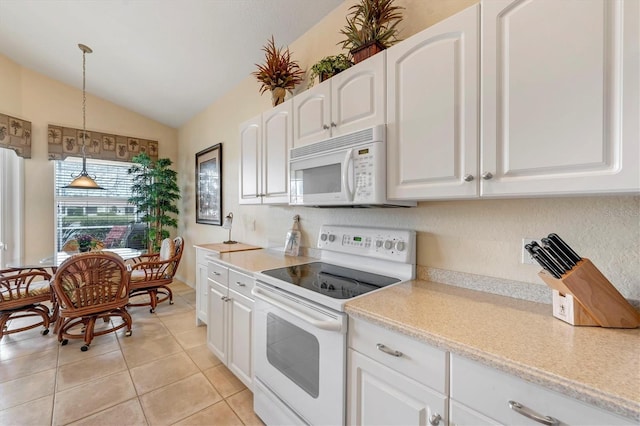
79;246;90;252
351;41;386;64
319;72;332;83
271;87;286;107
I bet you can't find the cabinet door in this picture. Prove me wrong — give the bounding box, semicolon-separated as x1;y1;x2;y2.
293;82;331;147
207;280;228;364
196;262;208;325
331;52;386;137
481;0;640;196
262;100;292;204
239;115;262;204
387;4;479;200
348;349;447;426
227;289;253;390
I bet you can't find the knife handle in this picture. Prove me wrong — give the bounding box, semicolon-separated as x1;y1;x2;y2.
541;237;575;270
525;244;562;278
548;233;582;264
532;246;565;278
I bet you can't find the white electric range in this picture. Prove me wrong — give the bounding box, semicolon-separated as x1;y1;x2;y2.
252;225;416;425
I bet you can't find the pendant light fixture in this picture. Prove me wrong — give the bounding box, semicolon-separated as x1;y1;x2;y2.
65;43;104;190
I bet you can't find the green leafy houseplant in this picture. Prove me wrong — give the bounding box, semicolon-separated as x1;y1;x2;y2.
339;0;403;63
128;153;180;253
253;36;305;106
308;54;353;87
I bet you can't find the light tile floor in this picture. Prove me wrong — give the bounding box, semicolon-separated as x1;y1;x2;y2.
0;281;265;426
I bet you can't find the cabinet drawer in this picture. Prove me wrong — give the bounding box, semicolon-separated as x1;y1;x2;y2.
450;354;632;425
208;261;228;285
228;269;254;300
349;317;448;394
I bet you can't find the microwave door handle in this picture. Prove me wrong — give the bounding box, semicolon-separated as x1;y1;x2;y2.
342;148;354;201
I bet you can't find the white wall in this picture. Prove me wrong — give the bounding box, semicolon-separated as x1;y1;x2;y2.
177;0;639;301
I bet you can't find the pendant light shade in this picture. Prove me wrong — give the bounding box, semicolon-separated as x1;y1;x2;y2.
65;43;104;190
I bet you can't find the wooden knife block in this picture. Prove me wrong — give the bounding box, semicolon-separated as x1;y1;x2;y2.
538;258;639;328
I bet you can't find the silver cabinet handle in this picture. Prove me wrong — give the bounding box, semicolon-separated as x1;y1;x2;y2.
236;281;246;287
481;171;494;180
376;343;403;357
429;413;441;426
212;271;221;276
330;122;337;127
220;295;226;300
463;174;474;182
508;401;559;426
322;124;330;130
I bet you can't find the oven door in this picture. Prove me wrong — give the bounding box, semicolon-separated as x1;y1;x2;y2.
252;282;347;426
289;148;354;205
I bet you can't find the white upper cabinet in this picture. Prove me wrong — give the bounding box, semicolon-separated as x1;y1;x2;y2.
481;0;640;196
386;4;480;200
293;53;386;148
239;115;261;204
239;100;292;205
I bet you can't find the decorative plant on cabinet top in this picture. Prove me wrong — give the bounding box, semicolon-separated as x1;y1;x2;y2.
253;35;305;107
339;0;404;63
308;54;353;87
128;153;180;253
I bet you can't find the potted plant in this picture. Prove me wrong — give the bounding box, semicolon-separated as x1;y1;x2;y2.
76;234;93;252
128;153;180;253
339;0;403;64
308;54;353;87
253;36;305;106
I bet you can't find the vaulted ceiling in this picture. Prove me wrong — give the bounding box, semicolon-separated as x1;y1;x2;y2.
0;0;344;128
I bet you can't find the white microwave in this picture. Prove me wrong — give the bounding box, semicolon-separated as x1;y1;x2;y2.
289;125;415;207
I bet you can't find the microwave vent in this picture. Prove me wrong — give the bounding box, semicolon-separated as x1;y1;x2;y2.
290;127;376;159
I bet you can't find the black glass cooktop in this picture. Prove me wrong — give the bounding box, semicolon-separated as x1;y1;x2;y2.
261;262;400;299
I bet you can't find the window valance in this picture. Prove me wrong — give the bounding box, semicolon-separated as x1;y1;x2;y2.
0;113;32;159
47;124;158;163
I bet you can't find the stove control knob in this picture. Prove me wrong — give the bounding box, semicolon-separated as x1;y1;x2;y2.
384;240;393;250
375;240;383;248
320;233;328;241
395;241;406;251
328;234;336;242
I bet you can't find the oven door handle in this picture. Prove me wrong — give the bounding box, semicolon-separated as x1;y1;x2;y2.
342;148;354;202
253;286;343;332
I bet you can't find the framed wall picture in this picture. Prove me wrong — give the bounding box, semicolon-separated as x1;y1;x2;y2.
195;143;222;225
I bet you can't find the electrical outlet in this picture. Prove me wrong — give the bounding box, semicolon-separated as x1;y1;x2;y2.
521;238;540;265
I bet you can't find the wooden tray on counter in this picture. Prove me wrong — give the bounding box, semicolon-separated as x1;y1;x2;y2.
196;242;262;254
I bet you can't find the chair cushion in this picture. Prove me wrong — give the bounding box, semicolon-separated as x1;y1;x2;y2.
0;280;50;300
159;238;175;261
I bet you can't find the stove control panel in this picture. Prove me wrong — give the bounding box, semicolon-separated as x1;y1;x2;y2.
317;225;416;264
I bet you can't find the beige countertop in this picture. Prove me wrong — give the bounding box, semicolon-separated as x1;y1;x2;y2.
345;280;640;421
195;246;317;274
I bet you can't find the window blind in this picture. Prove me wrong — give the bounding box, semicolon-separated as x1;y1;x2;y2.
54;158;141;250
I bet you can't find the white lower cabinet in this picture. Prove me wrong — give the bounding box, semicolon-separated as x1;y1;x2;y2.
347;318;448;426
206;261;254;390
450;354;633;426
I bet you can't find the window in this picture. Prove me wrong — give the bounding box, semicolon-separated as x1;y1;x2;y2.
54;158;143;251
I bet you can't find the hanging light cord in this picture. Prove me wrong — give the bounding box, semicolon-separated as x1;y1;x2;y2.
65;43;103;189
78;44;91;171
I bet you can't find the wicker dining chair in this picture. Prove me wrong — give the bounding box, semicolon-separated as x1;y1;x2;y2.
0;267;53;341
128;237;184;313
52;251;132;351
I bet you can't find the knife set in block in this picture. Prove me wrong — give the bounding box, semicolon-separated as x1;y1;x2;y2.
538;259;639;329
